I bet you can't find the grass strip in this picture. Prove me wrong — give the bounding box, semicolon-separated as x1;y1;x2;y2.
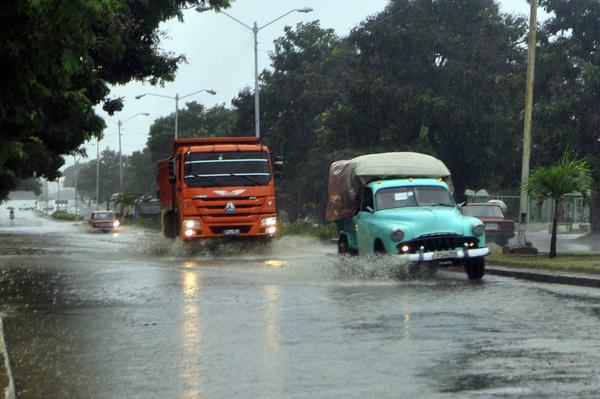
488;247;600;274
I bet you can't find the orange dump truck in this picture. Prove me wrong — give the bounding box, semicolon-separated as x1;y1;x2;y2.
157;137;279;241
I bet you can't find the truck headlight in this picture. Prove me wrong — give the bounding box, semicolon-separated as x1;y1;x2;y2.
472;224;485;236
391;229;404;242
113;220;120;228
183;219;200;228
261;217;277;227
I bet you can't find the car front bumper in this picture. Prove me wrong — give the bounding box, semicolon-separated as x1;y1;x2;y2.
400;247;490;262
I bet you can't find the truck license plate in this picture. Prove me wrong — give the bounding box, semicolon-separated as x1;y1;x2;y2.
223;229;240;235
432;250;457;260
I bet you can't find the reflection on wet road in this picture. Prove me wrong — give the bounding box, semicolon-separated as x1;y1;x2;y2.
1;201;600;398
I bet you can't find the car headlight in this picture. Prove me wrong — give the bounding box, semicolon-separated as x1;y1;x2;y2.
472;224;485;236
113;220;120;228
261;217;277;227
391;228;404;242
183;219;200;228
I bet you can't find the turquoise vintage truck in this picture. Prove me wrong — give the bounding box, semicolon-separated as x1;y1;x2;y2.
325;152;489;280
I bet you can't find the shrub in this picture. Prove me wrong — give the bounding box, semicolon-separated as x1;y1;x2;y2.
51;211;82;221
279;220;337;241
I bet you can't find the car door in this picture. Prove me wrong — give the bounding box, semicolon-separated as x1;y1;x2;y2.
353;187;375;254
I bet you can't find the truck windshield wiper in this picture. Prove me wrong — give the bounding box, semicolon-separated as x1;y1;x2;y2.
228;173;262;185
426;202;454;207
187;174;222;186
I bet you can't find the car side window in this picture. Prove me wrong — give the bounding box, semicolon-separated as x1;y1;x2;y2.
361;188;374;211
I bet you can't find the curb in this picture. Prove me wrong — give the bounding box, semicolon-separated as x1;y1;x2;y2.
485;265;600;288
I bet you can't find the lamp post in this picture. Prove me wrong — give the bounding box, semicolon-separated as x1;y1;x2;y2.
73;155;79;217
118;113;149;193
135;89;216;139
96;138;100;209
196;6;313;138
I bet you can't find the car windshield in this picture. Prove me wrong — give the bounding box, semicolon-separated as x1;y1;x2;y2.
92;212;115;220
184;151;271;187
375;186;454;210
463;205;504;218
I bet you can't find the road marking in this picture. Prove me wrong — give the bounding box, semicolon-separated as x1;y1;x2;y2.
0;315;15;399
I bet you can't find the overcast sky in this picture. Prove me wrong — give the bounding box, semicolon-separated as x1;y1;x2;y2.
73;0;545;169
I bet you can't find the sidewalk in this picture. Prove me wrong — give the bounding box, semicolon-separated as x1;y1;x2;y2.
484;264;600;288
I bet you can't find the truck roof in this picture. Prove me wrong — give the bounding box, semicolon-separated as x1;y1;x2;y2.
368;178;449;191
171;137;259;155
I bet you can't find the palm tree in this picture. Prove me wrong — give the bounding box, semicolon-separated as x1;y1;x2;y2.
526;154;593;258
114;192;140;221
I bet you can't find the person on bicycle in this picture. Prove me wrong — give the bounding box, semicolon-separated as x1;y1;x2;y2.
9;209;14;220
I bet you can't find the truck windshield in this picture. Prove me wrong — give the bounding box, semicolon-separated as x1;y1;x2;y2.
184;151;271;187
375;186;454;210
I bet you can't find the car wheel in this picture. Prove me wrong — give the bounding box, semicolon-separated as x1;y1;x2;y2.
465;257;485;280
338;235;353;256
374;240;386;255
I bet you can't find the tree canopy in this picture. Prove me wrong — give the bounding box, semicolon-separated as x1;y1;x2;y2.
0;0;231;201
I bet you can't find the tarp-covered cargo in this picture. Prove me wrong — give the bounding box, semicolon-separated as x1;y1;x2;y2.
325;152;451;222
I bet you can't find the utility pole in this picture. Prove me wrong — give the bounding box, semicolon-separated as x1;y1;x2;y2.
45;179;48;214
118;119;123;193
517;0;538;247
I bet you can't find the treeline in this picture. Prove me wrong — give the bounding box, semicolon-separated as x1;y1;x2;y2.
65;0;600;231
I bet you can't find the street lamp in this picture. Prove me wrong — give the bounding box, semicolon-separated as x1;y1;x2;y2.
196;6;313;138
88;138;101;208
118;112;149;193
135;89;216;140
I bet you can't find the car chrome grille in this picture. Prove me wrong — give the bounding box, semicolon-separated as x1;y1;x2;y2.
397;234;479;254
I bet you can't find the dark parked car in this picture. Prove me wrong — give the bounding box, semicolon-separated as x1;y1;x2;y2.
462;203;515;246
88;211;120;232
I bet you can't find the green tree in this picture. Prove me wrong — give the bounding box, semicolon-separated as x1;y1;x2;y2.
15;177;42;196
0;0;231;201
114;191;140;221
533;0;600;233
319;0;527;199
125;149;157;197
146;101;238;164
526;154;593;258
64;149;121;209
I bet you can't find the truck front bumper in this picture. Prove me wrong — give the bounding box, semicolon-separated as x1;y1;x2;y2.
401;247;490;262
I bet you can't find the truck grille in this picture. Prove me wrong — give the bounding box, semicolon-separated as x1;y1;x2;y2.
397;234;479;253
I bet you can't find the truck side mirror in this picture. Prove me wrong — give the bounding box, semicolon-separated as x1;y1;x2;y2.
274;156;283;178
168;159;176;182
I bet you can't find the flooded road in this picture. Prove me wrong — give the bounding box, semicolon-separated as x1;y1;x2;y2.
1;201;600;398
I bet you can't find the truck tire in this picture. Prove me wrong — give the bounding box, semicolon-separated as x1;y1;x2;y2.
465;257;485;280
163;211;177;238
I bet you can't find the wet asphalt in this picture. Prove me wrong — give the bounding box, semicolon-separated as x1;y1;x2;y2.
1;201;600;398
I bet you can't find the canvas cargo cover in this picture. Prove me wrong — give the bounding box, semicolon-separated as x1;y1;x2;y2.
325;152;451;222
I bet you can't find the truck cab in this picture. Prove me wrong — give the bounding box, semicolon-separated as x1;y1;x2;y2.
157;137;279;241
336;178;489;279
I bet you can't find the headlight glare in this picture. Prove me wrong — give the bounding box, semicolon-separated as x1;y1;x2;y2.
391;228;404;242
261;217;277;227
113;220;120;228
183;219;200;228
472;224;485;236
